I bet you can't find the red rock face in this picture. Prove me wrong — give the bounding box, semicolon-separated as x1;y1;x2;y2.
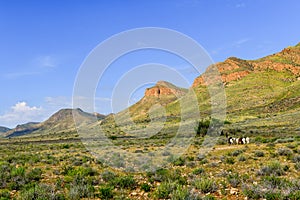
192;44;300;88
144;81;187;98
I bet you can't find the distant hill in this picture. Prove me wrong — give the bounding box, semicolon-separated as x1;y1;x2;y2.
4;122;40;138
0;126;10;133
0;126;11;137
5;108;105;138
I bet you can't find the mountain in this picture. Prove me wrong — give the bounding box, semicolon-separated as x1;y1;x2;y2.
107;42;300;135
193;43;300;87
113;81;188;124
189;42;300;133
4;122;40;138
0;126;11;137
0;126;10;133
5;108;105;138
192;43;300;116
4;42;300;138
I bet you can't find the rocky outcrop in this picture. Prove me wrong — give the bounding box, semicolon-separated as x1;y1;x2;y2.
192;43;300;88
145;81;187;98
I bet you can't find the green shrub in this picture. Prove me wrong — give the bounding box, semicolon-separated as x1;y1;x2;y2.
195;119;210;137
192;168;205;175
26;168;42;181
68;175;95;199
114;175;136;189
11;166;25;177
227;173;240;187
62;166;96;177
262;176;287;189
171;185;190;200
141;183;151;192
277;148;292;157
62;144;70;149
148;168;170;182
258;161;285;176
286;190;300;200
101;170;117;182
202;195;216;200
264;192;283;200
99;185;114;199
225;157;235;164
154;181;174;199
18;184;61;200
242;185;262;199
275;138;294;143
194;177;217;193
238;155;247;162
295;162;300;171
0;189;10;200
231;150;243;157
293;155;300;163
254;151;265;157
173;157;185;166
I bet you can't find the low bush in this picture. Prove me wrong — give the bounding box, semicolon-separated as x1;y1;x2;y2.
254;151;265;157
277;148;293;157
192;168;205;175
194;177;218;194
68;175;95;199
101;170;117;182
173;157;185;166
238;155;247;162
242;184;262;199
293;155;300;163
18;184;62;200
257;161;285;176
26;168;42;181
0;189;10;200
295;162;300;171
99;185;114;199
154;181;175;199
113;175;136;189
170;185;190;200
141;183;151;192
195;119;210;137
227;173;241;187
275;138;294;143
231;149;243;157
225;157;235;164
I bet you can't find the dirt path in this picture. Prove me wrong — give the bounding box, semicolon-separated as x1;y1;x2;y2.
214;144;253;151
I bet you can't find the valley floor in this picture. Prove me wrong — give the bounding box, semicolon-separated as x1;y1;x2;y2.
1;134;300;200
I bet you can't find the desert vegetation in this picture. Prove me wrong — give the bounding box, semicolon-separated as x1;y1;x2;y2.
1;131;300;199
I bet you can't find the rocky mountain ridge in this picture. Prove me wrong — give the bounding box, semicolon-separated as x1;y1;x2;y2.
3;42;300;137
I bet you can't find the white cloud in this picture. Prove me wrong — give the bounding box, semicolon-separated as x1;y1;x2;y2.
36;55;57;68
12;102;40;112
45;96;72;108
233;38;250;48
0;102;44;128
2;71;40;80
211;38;251;55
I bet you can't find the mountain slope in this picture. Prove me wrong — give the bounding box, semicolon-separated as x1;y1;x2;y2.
4;42;300;138
5;109;105;138
189;43;300;134
4;122;40;138
101;43;300;136
114;81;188;124
0;126;11;137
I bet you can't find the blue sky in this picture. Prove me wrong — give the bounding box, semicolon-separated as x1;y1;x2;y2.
0;0;300;128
